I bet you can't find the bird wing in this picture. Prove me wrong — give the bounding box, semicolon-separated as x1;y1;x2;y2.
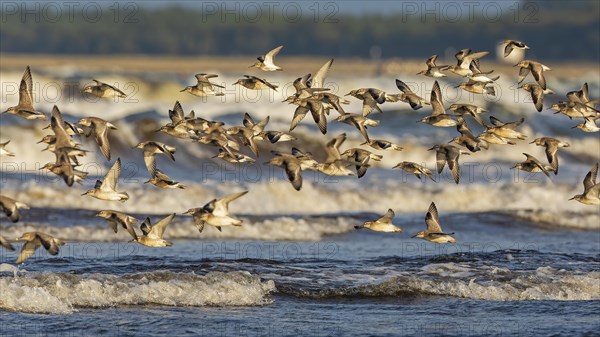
489;116;505;127
503;43;515;58
361;95;381;116
311;58;334;89
36;233;63;255
143;151;157;178
0;235;14;251
545;143;559;174
101;158;121;191
356;120;371;142
583;163;599;191
258;77;278;91
169;101;185;124
290;106;309;131
426;55;438;67
210;191;248;217
284;159;303;191
462;51;489;67
140;217;152;236
378;209;395;224
448;156;461;184
435;149;447;174
395;79;414;95
94;123;111;161
50;106;74;147
531;64;547;89
16;237;41;264
325;133;346;163
149;213;175;239
123;218;139;241
18;66;34;108
242;113;256;129
264;45;284;65
518;67;530;84
425;202;443;233
531;85;544;112
430;81;444;116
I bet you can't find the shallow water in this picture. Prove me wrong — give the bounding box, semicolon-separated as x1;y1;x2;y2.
1;71;599;336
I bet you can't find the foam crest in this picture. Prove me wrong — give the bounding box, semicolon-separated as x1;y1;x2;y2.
0;271;275;314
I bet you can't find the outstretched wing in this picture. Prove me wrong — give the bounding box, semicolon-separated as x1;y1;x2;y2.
583;163;599;191
424;202;443;233
101;158;121;191
149;213;175;239
378;209;395;224
211;191;248;217
18;66;34;108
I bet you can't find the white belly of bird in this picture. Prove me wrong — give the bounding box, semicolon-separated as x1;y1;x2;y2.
369;223;402;232
426;235;457;243
207;216;242;227
93;191;127;201
319;164;354;176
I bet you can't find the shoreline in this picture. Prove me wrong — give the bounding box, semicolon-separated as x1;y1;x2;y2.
1;53;599;76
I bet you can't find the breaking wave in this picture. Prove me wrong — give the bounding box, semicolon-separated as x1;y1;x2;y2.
0;271;275;314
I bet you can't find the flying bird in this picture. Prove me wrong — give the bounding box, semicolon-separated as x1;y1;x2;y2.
249;45;284;71
413;202;457;243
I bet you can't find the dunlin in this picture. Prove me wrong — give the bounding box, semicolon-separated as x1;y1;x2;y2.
569;163;599;205
83;79;127;98
184;191;248;233
96;210;139;241
355;209;402;232
249;45;284;71
2;66;47;120
78;117;117;161
137;213;176;247
82;158;129;202
530;137;570;174
428;144;470;184
15;232;65;264
0;195;30;223
393;161;436;182
413;202;457;243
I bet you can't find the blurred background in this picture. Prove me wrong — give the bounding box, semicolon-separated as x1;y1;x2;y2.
1;0;599;66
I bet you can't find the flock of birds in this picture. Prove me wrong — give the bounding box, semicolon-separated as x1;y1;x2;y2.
0;40;599;264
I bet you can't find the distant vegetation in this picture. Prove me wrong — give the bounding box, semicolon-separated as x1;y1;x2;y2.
1;1;598;61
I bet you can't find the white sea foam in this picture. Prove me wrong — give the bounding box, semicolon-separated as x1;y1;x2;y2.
0;215;357;242
291;264;600;301
1;72;598;235
0;271;275;314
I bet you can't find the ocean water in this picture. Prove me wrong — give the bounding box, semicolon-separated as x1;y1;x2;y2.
0;68;599;336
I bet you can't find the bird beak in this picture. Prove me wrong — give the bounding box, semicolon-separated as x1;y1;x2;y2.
529;141;535;144
513;64;519;67
568;196;576;200
571;125;578;129
427;146;435;151
411;234;418;238
454;85;460;88
180;88;186;92
525;46;530;49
